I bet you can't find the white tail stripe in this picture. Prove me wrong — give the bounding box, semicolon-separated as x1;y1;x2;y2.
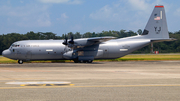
160;11;162;19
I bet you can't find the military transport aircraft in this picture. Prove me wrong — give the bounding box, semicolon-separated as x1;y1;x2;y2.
2;5;175;64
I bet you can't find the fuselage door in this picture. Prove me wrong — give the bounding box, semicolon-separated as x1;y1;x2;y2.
12;49;20;60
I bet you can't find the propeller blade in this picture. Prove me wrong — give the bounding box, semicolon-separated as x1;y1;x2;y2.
69;35;74;44
62;34;68;45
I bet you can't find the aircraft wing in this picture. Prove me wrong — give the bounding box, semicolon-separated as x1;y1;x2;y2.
65;36;116;49
63;36;116;62
87;36;116;43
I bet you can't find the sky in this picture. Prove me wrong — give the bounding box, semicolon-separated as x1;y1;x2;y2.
0;0;180;36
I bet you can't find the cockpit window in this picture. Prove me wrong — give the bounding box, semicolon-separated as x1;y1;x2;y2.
11;43;20;47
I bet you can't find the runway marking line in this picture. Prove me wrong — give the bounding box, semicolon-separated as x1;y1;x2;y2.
0;84;180;89
20;84;75;86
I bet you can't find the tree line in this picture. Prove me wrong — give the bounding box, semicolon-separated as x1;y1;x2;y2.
0;29;180;55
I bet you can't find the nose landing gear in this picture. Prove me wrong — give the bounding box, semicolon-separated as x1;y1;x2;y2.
18;60;23;64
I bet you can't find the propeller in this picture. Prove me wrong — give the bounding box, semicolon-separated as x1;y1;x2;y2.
62;34;74;46
62;35;68;45
68;36;74;44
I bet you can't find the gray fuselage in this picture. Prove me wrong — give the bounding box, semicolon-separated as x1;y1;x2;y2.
2;35;151;61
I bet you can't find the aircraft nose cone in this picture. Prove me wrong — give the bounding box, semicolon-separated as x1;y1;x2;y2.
2;49;11;57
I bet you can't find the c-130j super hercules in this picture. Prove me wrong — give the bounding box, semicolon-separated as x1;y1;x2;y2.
2;5;175;64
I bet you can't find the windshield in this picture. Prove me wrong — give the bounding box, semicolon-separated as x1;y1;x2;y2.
11;43;20;48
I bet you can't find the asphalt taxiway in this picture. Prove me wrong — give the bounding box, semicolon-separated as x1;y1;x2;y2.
0;61;180;101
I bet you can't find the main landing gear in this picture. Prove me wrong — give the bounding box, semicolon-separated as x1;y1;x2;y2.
18;60;23;64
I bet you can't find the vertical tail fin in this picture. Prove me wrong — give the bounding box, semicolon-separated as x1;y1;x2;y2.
142;5;169;40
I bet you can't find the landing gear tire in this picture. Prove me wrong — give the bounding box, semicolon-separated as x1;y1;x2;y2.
73;60;78;63
18;60;23;64
73;58;79;63
79;60;83;63
87;60;93;63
